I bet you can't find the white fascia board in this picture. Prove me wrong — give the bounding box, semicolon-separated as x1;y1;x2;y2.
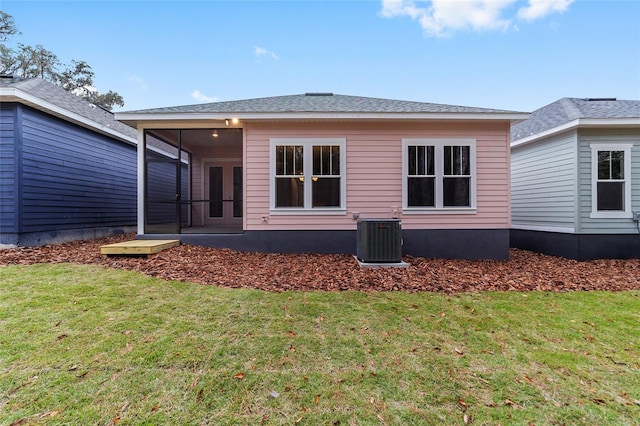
511;118;640;148
511;224;575;234
579;118;640;127
0;87;138;145
115;111;529;123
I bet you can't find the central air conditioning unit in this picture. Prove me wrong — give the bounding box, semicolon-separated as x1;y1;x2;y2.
357;219;402;263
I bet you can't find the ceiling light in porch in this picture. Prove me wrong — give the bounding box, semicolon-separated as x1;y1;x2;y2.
212;131;219;138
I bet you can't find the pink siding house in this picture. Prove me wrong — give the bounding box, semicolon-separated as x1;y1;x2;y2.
116;93;527;259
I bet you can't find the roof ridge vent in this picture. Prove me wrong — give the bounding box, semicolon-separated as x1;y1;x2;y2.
305;92;333;96
584;98;617;101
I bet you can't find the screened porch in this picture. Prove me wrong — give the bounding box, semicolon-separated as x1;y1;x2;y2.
143;127;243;234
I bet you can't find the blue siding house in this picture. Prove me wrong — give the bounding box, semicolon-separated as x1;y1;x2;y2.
511;98;640;260
0;76;138;247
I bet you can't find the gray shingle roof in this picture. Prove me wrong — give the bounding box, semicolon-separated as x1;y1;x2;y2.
122;93;522;115
511;97;640;142
0;76;137;140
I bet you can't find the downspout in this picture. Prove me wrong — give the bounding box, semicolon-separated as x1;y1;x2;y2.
14;104;24;240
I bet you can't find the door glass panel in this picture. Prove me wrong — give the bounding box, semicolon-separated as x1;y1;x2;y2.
233;166;243;218
209;166;223;218
180;152;190;227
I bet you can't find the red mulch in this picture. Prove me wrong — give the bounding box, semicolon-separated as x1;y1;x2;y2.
1;233;639;293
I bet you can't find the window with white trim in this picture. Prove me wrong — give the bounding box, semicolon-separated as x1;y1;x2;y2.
270;138;346;212
403;139;476;211
590;143;632;218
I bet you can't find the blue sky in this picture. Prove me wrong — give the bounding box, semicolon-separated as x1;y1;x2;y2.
3;0;639;112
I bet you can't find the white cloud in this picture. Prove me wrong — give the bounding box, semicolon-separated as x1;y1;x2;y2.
380;0;575;37
191;90;218;103
381;0;515;37
254;46;278;60
517;0;574;21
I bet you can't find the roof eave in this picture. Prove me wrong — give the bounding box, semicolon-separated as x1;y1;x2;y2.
115;111;529;127
511;118;640;148
0;87;138;145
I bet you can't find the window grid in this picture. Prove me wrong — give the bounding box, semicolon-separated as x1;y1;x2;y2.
597;150;624;181
444;146;471;177
595;149;626;212
313;145;341;177
403;139;476;211
276;145;303;177
271;138;346;212
590;143;633;219
408;145;435;177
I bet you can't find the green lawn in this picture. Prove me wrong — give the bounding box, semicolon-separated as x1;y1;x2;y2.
1;264;639;425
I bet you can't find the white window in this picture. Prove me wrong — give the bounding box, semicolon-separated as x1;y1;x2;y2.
402;139;476;212
270;138;346;213
590;143;632;218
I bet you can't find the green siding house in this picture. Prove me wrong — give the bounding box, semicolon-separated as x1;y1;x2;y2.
511;98;640;260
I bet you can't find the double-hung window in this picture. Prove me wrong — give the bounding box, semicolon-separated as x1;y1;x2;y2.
270;138;346;212
590;143;632;218
403;139;476;212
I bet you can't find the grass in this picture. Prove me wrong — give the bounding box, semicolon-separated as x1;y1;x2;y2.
1;264;639;425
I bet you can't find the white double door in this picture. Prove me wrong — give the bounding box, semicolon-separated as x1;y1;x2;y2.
204;161;242;228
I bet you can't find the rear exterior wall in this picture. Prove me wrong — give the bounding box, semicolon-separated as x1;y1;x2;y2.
511;130;578;233
243;121;511;231
510;127;640;260
577;128;640;234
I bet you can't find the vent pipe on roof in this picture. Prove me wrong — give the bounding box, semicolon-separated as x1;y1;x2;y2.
305;92;333;96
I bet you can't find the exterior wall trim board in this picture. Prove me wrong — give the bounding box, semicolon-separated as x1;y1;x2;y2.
14;104;23;234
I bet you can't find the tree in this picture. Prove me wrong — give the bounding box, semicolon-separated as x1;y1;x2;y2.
87;90;125;110
0;11;19;42
14;44;60;81
58;60;94;95
0;12;125;110
0;44;17;74
58;60;124;109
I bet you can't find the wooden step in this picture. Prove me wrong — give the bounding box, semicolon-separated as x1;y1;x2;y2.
100;239;180;256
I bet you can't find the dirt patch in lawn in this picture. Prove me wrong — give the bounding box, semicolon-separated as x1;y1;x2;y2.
1;233;639;293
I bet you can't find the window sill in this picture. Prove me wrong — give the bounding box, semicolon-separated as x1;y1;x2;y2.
270;208;347;216
590;211;632;219
402;208;477;215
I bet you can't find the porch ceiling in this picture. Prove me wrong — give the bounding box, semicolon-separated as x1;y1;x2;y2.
149;128;242;148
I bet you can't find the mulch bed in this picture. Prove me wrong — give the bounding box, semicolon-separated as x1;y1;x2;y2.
1;233;639;293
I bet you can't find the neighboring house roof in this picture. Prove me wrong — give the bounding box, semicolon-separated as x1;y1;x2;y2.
511;97;640;147
0;75;137;144
116;92;527;125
